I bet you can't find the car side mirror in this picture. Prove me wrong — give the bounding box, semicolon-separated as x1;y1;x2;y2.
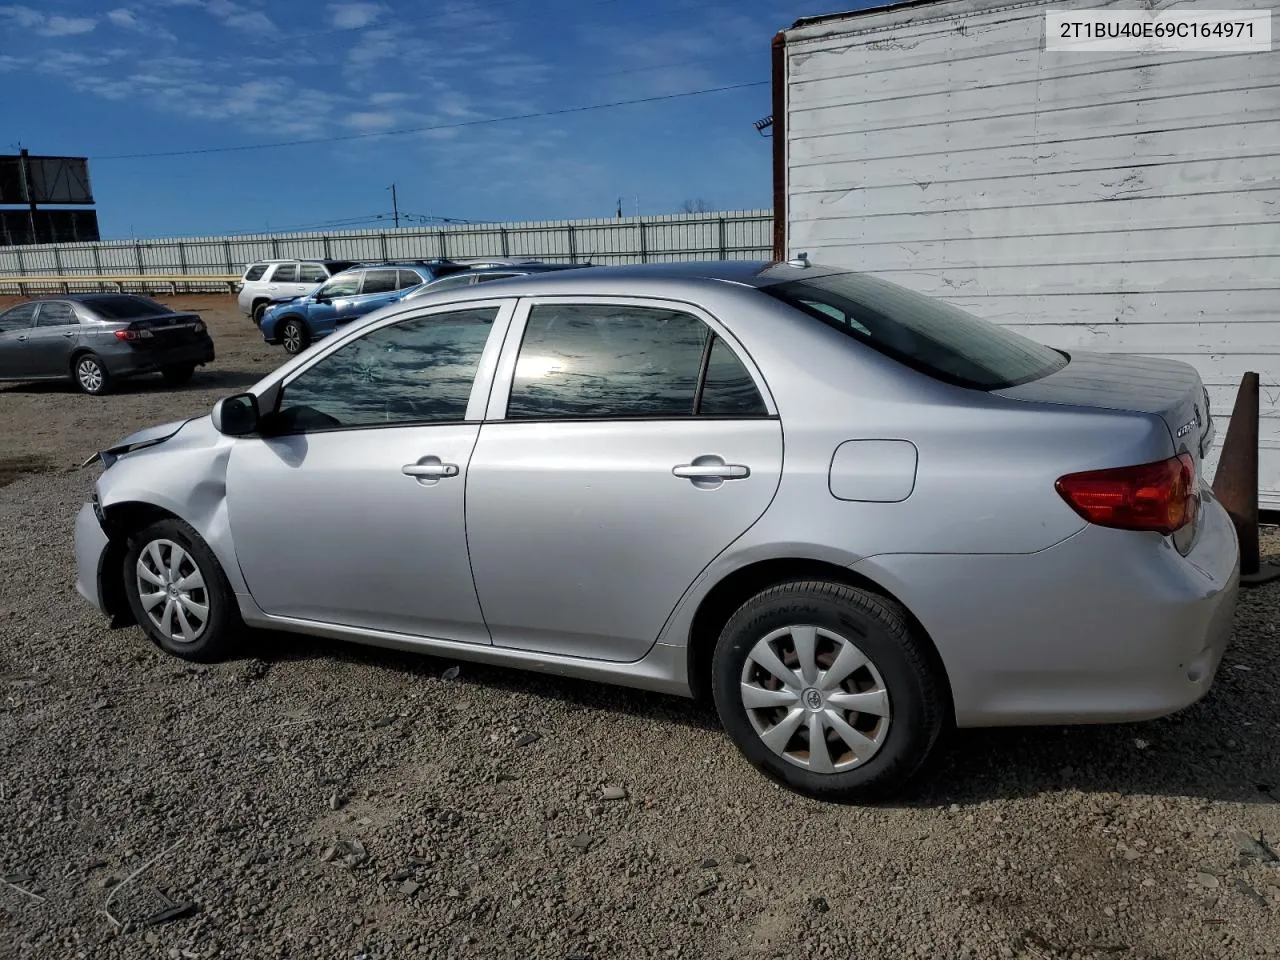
211;393;260;436
314;293;329;303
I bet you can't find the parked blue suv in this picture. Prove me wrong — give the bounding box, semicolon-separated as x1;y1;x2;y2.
260;263;445;355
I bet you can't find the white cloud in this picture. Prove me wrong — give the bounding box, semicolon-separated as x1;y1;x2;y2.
41;15;96;35
344;110;396;130
205;0;275;33
0;5;95;35
105;7;177;40
106;8;136;27
328;2;385;30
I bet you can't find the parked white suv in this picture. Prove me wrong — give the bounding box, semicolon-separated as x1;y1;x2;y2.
235;260;359;325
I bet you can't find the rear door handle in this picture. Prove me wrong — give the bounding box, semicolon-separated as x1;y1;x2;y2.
61;331;76;338
16;335;29;342
402;458;459;479
673;462;750;480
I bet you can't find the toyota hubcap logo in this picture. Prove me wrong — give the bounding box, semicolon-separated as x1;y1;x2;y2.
803;688;823;710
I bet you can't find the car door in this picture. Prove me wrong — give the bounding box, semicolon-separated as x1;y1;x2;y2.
26;301;82;377
0;303;39;378
304;272;362;335
225;299;514;642
332;268;401;326
265;263;297;300
464;297;784;661
296;262;328;298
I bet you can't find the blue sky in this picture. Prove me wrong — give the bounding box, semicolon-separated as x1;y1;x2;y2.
0;0;842;239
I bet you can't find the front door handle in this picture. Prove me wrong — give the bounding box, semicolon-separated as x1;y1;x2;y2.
673;463;750;479
61;331;76;338
402;456;459;483
15;335;28;342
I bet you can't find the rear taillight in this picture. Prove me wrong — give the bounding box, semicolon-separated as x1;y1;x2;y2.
113;329;152;341
1055;453;1197;536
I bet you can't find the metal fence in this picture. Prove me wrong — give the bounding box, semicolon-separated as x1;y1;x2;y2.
0;210;774;294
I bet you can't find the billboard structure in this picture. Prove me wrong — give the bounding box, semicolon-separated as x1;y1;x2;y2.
0;150;100;246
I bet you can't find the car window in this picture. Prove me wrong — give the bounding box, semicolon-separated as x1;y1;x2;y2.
243;264;268;282
270;264;298;283
317;274;361;298
271;306;499;433
697;336;768;416
423;274;474;292
298;263;327;283
476;273;518;283
506;303;709;420
361;269;399;295
35;302;77;327
0;303;38;332
78;296;166;319
397;269;425;289
764;272;1068;391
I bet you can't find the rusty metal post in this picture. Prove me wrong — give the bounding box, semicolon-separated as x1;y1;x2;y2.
1211;372;1280;586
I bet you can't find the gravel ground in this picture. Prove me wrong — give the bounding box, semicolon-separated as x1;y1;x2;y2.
1;295;1278;960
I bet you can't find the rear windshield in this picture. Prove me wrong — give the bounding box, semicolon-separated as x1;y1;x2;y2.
764;272;1067;391
243;264;268;281
80;295;168;320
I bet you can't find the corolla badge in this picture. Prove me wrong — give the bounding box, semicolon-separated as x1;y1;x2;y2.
1176;405;1202;439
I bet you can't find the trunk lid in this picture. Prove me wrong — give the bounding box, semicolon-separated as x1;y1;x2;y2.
123;312;207;347
994;350;1214;468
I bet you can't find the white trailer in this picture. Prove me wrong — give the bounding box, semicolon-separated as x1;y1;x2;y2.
772;0;1279;510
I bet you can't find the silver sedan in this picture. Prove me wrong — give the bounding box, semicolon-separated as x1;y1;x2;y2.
73;260;1239;801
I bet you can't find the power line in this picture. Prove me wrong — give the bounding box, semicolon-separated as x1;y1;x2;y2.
92;80;768;161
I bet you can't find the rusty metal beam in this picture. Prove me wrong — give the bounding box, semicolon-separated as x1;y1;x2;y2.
1211;372;1280;586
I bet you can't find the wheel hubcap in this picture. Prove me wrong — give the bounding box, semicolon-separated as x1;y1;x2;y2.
78;359;102;391
740;625;891;773
135;539;210;644
284;326;301;352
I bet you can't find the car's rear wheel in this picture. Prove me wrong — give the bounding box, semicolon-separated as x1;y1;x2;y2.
251;301;268;326
161;363;195;386
280;318;309;355
711;579;945;802
123;518;240;662
72;353;111;396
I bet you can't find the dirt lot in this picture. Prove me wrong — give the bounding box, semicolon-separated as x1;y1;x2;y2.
1;295;1278;960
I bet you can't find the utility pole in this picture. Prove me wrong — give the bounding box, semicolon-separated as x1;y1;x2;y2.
389;183;400;229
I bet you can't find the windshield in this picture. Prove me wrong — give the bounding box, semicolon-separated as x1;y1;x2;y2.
81;296;169;320
764;272;1067;390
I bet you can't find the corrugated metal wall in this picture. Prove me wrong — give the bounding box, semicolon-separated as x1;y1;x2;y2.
0;210;773;291
783;0;1280;510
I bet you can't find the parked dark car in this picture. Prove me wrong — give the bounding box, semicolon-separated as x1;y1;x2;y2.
0;294;215;395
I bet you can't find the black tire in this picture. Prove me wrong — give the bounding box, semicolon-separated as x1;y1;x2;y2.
161;363;196;386
711;580;945;803
280;317;310;355
72;352;111;395
122;518;241;663
252;301;268;326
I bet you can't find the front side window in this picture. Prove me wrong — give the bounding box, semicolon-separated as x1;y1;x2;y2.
270;306;499;433
764;271;1068;391
36;302;77;326
317;273;361;298
243;264;268;282
360;269;399;295
506;304;710;420
270;263;298;283
297;263;327;284
0;303;37;332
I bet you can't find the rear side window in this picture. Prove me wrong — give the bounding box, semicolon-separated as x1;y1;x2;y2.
764;272;1067;390
298;263;327;283
36;302;77;326
80;296;166;320
397;269;425;289
243;264;268;282
361;269;399;294
270;264;298;283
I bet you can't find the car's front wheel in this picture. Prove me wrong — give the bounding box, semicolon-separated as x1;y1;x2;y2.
123;518;240;662
711;580;946;802
280;317;309;355
252;301;268;326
